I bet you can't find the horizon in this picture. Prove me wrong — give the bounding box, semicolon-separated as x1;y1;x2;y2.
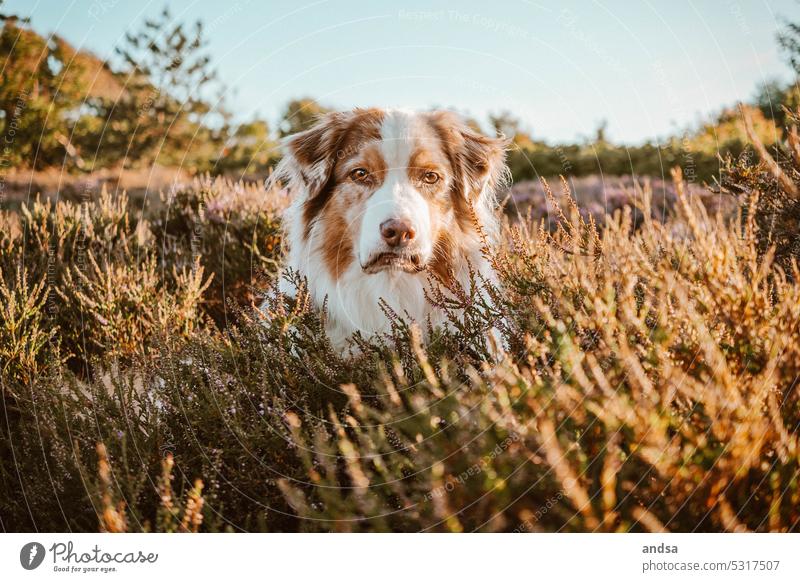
7;0;798;144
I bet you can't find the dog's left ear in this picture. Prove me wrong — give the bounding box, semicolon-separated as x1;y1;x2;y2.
428;111;509;200
458;123;509;198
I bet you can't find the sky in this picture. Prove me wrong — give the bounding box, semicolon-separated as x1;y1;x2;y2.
7;0;798;144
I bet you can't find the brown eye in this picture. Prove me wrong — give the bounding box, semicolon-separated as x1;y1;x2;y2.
423;171;440;184
350;168;369;181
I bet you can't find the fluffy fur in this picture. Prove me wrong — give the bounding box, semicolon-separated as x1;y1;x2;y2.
265;108;508;350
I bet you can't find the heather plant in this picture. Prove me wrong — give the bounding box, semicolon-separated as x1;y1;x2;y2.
4;0;800;536
721;107;800;275
0;177;285;371
152;175;285;326
1;146;799;532
56;251;212;361
0;267;60;391
278;177;800;532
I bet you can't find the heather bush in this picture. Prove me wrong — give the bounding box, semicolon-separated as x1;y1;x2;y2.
1;136;799;531
278;177;800;532
0;267;60;390
0;177;283;373
152;175;285;326
720;108;800;275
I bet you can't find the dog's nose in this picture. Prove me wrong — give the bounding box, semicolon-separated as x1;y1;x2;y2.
380;218;416;248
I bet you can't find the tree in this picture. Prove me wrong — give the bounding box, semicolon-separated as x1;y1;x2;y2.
488;110;521;140
278;98;330;137
0;0;28;24
488;110;533;148
79;7;226;169
778;18;800;77
594;119;608;145
0;19;94;168
215;117;277;174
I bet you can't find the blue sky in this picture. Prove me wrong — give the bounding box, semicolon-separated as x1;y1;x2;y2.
8;0;798;143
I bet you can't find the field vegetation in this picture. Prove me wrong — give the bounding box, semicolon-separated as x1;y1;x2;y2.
1;3;799;532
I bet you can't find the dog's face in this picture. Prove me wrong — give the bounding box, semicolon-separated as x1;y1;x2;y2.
280;109;506;281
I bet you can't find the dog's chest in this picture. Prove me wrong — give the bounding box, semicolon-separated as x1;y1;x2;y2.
322;268;436;346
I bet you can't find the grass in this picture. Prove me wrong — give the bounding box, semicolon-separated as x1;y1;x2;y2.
1;126;799;532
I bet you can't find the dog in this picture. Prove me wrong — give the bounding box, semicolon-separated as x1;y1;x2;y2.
265;108;508;351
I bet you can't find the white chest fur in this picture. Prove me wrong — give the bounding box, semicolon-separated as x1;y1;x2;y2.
279;241;491;350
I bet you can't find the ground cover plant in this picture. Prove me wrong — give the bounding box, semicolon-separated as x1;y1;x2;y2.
1;107;799;531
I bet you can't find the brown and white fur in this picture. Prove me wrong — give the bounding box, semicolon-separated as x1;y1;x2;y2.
266;108;508;351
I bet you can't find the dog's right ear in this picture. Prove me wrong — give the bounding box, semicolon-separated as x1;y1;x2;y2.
269;111;351;202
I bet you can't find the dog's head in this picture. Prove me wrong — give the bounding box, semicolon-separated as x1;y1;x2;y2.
275;108;507;280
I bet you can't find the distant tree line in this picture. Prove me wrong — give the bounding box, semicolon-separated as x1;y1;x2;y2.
0;5;280;174
1;2;798;183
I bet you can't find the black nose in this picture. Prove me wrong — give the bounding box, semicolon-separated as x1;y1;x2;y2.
380;218;416;248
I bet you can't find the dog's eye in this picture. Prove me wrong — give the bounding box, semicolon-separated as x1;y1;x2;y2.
423;171;440;184
350;168;369;182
